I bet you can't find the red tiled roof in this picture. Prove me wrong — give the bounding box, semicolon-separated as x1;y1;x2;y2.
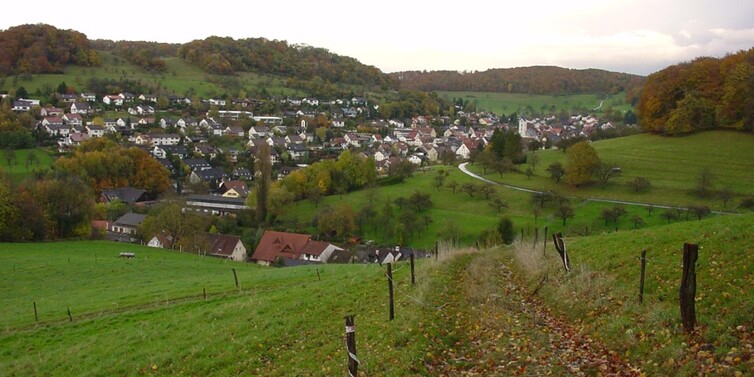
252;231;313;262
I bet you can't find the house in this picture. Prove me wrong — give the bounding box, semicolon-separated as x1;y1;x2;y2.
287;143;308;160
86;125;106;138
103;95;124;106
189;167;228;188
151;134;181;146
40;107;64;117
250;230;344;266
62;113;83;126
152;145;188;159
147;234;172;249
197;233;247;261
248;126;272;139
100;188;148;205
139;94;158;102
80;92;96;102
12;100;33;112
455;139;479;160
233;168;253;181
183;158;212;171
57;93;78;103
219;181;249;198
251;116;283;126
110;213;146;237
225;126;245;138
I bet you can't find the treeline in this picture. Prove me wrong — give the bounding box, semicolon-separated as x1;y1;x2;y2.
55;138;171;196
90;40;180;72
177;36;396;88
637;48;754;135
391;66;644;97
0;24;99;75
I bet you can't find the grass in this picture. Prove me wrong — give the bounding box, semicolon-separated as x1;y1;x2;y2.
279;164;718;250
0;51;303;99
505;211;754;376
1;148;54;182
437;91;633;117
0;240;449;376
468;130;754;210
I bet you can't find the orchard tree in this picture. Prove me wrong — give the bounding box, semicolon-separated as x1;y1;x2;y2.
565;141;600;186
628;177;651;192
546;162;565;183
555;202;575;225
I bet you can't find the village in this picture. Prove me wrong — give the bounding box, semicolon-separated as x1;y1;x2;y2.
10;91;630;267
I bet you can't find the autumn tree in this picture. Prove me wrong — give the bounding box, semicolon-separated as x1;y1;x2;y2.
565;141;600;186
254;143;271;222
138;201;208;249
446;180;459;194
317;204;357;240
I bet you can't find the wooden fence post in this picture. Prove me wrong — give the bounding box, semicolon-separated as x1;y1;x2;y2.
387;263;394;321
232;268;239;289
344;315;359;377
203;288;207;300
639;250;647;304
33;301;38;322
680;243;698;332
316;268;321;281
533;227;539;249
435;241;438;261
543;227;548;257
67;307;73;322
410;253;415;286
552;233;571;273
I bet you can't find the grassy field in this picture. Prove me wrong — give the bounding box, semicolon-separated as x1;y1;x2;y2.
437;91;633;117
279;164;715;250
0;51;302;99
468;130;754;210
506;211;754;376
1;148;54;182
0;240;452;376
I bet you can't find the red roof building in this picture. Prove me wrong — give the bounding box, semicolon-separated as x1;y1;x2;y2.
251;231;343;266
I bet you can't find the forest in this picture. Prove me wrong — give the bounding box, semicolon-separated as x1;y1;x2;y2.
0;24;100;75
637;48;754;135
391;66;644;97
177;36;396;88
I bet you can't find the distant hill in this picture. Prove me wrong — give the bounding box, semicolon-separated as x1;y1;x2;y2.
177;36;396;88
0;24;100;75
0;24;396;91
391;66;644;97
637;47;754;135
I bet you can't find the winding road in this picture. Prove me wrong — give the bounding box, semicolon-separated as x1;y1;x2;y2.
458;162;735;215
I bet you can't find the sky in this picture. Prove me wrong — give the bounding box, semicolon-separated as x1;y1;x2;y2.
2;0;754;76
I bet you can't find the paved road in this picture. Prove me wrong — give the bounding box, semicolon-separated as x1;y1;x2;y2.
458;162;735;215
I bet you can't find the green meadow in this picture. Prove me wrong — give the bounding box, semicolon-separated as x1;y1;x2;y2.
437;90;633;117
0;51;302;98
0;241;444;376
1;148;54;182
468;130;754;210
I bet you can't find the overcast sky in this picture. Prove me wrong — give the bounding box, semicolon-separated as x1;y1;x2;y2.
2;0;754;76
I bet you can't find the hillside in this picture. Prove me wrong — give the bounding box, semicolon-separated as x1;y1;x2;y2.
391;66;645;98
467;130;754;209
637;47;754;135
0;24;395;95
0;24;100;75
3;211;752;375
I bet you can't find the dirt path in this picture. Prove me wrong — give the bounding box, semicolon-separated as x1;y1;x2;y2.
423;253;642;376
